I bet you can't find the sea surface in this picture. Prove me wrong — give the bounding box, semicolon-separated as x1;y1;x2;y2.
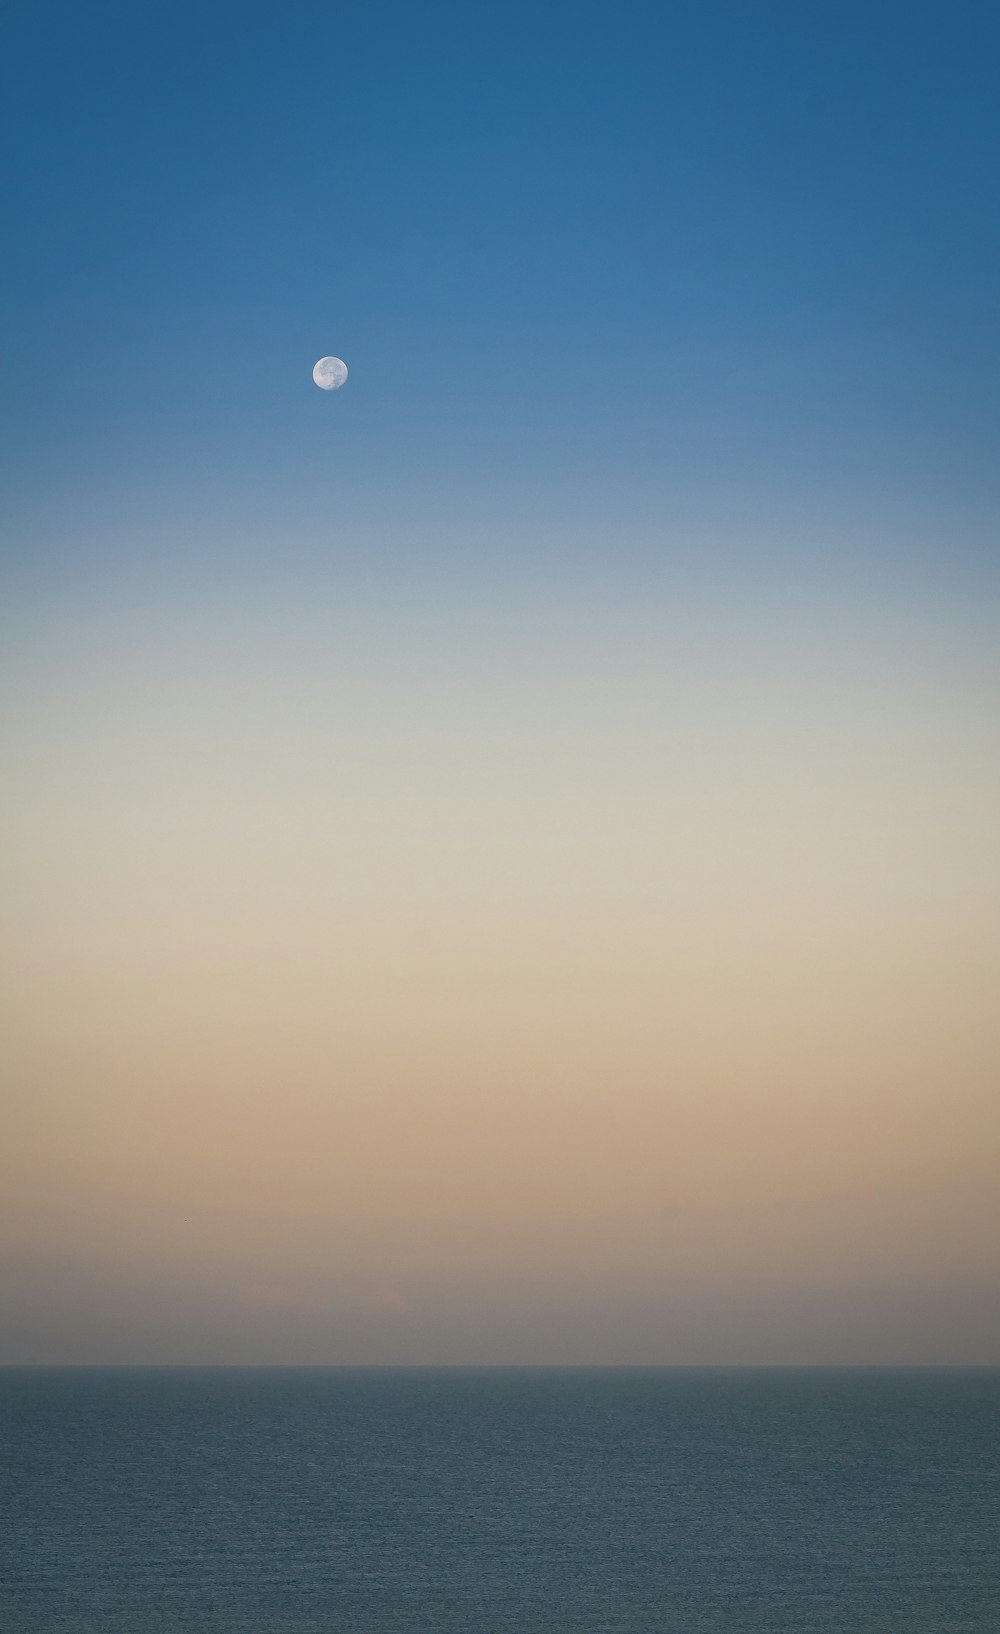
1;1367;998;1634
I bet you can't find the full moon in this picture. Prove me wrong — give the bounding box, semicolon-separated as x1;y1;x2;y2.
312;356;348;390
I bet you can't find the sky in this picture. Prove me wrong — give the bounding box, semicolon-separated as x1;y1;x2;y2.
2;0;999;1364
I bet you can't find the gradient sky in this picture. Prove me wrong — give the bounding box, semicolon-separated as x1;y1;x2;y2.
2;0;999;1364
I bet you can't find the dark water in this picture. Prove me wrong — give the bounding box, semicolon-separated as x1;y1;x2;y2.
1;1369;998;1634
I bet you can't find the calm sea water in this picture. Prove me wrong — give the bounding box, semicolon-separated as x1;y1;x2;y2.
1;1368;998;1634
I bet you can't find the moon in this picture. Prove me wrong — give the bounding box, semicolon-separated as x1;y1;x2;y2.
312;356;348;391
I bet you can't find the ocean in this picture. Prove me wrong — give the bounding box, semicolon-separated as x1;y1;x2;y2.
1;1367;997;1633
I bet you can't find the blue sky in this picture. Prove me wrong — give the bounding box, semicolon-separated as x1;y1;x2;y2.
3;0;999;578
3;3;1000;1363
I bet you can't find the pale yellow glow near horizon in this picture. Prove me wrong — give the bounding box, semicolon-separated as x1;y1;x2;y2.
3;565;998;1362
